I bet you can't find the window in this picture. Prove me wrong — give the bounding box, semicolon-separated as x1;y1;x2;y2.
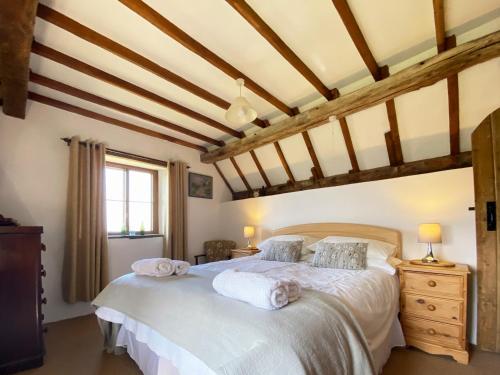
105;162;158;235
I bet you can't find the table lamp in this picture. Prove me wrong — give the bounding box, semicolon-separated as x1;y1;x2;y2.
243;226;255;248
418;223;442;263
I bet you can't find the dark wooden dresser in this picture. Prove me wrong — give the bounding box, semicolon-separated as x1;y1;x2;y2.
0;224;46;374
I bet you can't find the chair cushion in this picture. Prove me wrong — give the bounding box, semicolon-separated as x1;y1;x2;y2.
205;240;236;262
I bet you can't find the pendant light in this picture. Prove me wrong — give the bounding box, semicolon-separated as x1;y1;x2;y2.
225;78;257;126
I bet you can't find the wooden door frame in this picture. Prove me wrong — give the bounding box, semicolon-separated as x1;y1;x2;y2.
472;107;500;352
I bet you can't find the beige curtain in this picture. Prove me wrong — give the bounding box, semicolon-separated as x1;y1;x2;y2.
63;136;109;303
166;161;188;260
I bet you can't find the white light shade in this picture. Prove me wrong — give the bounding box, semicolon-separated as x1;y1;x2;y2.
225;96;257;126
243;226;255;239
418;223;442;243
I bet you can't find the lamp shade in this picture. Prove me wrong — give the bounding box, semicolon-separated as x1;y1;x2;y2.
243;226;255;239
225;96;257;126
417;223;442;243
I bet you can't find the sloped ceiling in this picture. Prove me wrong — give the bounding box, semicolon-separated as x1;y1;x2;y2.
29;0;500;194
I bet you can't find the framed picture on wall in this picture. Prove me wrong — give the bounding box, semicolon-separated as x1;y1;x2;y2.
188;172;213;199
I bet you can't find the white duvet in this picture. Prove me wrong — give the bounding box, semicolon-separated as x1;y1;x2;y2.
96;255;404;375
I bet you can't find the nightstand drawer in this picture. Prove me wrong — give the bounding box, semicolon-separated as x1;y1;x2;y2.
403;271;463;299
402;317;462;349
402;294;463;324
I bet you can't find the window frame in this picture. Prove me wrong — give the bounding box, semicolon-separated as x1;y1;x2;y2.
105;161;159;235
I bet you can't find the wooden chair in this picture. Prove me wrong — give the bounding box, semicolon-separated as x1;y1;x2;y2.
194;240;236;265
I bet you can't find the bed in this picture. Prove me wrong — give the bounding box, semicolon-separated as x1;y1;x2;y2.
93;223;406;375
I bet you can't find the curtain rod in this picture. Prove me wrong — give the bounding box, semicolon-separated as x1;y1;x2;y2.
61;137;177;168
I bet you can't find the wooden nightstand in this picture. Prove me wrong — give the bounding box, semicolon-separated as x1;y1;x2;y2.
231;248;260;259
398;260;470;364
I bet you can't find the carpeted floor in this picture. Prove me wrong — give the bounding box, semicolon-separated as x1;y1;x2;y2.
19;314;500;375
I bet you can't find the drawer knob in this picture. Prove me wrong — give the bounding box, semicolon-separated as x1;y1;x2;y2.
427;328;436;335
41;269;47;277
427;304;436;311
428;280;437;287
41;297;47;305
41;243;46;252
417;299;425;304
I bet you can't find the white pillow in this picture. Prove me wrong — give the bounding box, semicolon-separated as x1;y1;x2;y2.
258;235;319;256
367;257;402;275
307;236;397;260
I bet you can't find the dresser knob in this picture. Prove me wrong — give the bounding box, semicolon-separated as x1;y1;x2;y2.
41;298;47;305
427;304;436;311
427;328;436;335
417;299;425;304
41;243;46;252
427;280;437;287
41;269;47;277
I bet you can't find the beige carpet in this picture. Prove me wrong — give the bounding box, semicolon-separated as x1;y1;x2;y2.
20;315;500;375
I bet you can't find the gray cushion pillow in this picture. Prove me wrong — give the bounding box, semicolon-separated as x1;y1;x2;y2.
312;242;368;270
260;240;302;263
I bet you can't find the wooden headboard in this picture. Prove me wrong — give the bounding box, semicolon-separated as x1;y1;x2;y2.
271;223;402;259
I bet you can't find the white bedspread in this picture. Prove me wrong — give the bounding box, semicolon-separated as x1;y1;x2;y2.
96;256;404;375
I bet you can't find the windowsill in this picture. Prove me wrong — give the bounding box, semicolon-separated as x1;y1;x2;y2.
108;234;164;239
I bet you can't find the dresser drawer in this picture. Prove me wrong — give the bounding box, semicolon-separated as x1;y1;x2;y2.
402;271;463;299
402;317;462;349
402;294;463;324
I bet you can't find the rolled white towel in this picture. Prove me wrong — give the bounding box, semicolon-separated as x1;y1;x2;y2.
131;258;175;277
212;269;289;310
283;280;301;303
172;260;190;275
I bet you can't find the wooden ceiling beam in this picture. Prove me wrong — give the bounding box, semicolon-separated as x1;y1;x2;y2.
379;67;404;166
249;150;271;188
233;152;471;199
331;88;359;173
201;31;500;163
331;0;380;81
31;41;243;139
213;162;234;194
36;4;234;108
332;0;404;165
274;142;295;184
29;71;223;147
36;4;266;128
432;0;460;155
446;36;460;155
230;157;252;192
28;92;207;152
225;0;334;101
0;0;38;118
119;0;294;116
433;0;446;53
301;131;324;179
338;117;359;172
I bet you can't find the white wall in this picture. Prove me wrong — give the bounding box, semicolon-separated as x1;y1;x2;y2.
0;102;230;322
218;168;479;342
108;237;163;281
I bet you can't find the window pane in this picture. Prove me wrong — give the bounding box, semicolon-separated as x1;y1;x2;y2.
106;167;126;232
106;201;126;233
106;167;126;201
129;170;152;203
129;202;152;232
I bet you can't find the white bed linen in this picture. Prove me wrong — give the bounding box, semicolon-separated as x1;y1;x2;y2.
96;256;405;375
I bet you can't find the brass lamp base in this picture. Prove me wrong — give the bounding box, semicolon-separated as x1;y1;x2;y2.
410;242;455;267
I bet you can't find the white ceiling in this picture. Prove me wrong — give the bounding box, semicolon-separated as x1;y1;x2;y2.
30;0;500;192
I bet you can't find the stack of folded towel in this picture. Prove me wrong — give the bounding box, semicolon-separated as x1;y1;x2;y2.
212;269;301;310
131;258;190;277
